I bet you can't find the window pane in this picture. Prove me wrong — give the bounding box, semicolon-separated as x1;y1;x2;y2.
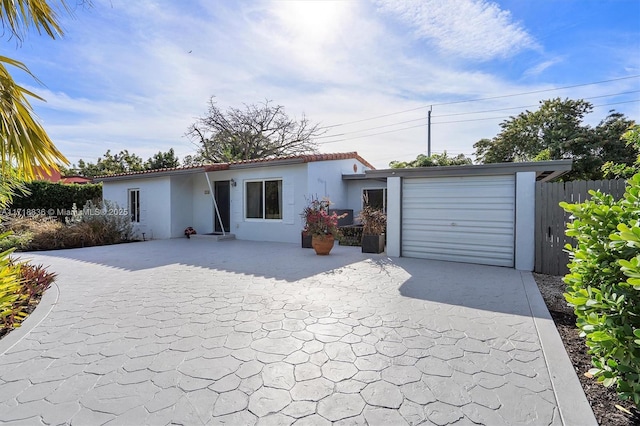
129;189;140;222
364;189;384;211
246;182;263;218
265;180;282;219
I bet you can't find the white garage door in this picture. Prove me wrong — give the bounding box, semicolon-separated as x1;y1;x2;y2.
402;175;515;267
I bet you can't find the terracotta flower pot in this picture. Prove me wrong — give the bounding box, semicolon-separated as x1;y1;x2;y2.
312;235;335;255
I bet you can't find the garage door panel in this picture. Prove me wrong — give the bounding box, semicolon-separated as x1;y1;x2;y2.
402;225;514;240
402;175;515;267
403;210;512;223
402;247;514;267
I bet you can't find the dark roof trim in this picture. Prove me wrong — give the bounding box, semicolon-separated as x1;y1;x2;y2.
343;160;573;182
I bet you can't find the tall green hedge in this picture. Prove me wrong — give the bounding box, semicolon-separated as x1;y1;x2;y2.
9;181;102;214
561;173;640;405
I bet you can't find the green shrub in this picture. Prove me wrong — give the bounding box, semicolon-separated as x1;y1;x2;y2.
1;251;56;335
0;200;134;251
67;200;134;245
561;173;640;405
10;180;102;218
0;231;33;252
0;242;25;332
338;226;363;246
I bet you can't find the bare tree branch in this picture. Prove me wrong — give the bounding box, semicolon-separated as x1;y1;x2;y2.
185;97;324;163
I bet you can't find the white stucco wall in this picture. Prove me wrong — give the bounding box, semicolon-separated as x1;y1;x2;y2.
102;158;371;244
170;175;194;238
192;174;215;234
230;164;308;243
307;159;369;210
102;177;171;240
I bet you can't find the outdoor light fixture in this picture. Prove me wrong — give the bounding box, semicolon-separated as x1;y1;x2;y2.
230;178;237;187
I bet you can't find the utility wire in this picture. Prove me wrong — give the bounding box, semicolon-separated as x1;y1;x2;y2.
436;90;640;118
317;99;640;145
319;75;640;130
433;100;640;125
318;90;639;139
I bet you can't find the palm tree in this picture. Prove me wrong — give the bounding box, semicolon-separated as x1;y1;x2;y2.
0;0;70;185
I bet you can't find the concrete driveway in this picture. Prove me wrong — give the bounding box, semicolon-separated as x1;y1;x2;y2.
0;239;595;425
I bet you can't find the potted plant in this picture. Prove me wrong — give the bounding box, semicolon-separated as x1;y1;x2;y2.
357;205;386;253
301;197;345;255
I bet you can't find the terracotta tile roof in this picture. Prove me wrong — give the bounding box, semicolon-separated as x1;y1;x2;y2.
93;164;207;179
302;152;376;170
95;152;374;180
204;152;375;171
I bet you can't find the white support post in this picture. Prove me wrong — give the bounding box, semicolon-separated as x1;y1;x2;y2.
386;176;402;257
515;171;536;270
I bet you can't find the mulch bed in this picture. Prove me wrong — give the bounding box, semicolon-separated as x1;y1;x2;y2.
533;273;639;425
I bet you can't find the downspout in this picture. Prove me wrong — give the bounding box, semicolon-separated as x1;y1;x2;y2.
204;172;226;237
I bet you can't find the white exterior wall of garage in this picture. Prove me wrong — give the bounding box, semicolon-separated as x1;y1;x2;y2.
374;162;571;271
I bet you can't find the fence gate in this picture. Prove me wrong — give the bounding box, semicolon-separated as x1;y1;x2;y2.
534;179;627;276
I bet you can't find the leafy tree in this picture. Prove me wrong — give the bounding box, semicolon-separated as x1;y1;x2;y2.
473;98;637;180
71;150;144;178
389;151;472;168
186;97;323;163
144;148;180;170
67;149;182;177
602;125;640;179
181;154;204;167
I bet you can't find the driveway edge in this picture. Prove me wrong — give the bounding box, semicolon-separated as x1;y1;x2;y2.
0;281;60;356
520;271;597;426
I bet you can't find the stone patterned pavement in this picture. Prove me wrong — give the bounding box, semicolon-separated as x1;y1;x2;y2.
0;239;594;425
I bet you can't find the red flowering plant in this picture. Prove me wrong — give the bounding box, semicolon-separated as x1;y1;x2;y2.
301;196;346;239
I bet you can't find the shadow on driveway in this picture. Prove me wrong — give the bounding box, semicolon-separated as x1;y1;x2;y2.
25;238;535;318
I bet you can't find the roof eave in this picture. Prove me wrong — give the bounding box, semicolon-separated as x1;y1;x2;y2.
358;160;573;181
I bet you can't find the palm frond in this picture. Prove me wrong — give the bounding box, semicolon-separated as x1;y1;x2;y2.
0;0;68;41
0;56;68;179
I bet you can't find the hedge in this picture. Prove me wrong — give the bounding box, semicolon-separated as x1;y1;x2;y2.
9;181;102;216
561;173;640;405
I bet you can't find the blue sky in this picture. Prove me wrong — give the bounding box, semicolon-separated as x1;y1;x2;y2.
7;0;640;169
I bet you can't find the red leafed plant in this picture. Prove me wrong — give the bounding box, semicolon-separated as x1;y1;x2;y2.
302;196;345;238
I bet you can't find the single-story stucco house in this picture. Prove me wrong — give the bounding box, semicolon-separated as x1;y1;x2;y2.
95;152;572;271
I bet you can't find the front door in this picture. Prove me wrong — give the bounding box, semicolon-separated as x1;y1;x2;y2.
214;181;230;233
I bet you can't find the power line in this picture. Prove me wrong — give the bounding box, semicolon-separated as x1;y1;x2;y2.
319;75;640;130
435;90;640;118
433;100;640;124
318;123;427;145
318;90;639;140
316;99;640;145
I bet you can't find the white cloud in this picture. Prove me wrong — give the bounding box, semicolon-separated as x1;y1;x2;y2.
10;0;637;169
523;58;564;78
376;0;538;61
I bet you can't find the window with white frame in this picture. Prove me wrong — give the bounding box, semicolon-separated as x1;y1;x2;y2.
128;189;140;223
245;179;283;220
363;188;386;212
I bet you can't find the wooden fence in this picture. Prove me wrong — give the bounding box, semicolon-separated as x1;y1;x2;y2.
534;179;627;276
